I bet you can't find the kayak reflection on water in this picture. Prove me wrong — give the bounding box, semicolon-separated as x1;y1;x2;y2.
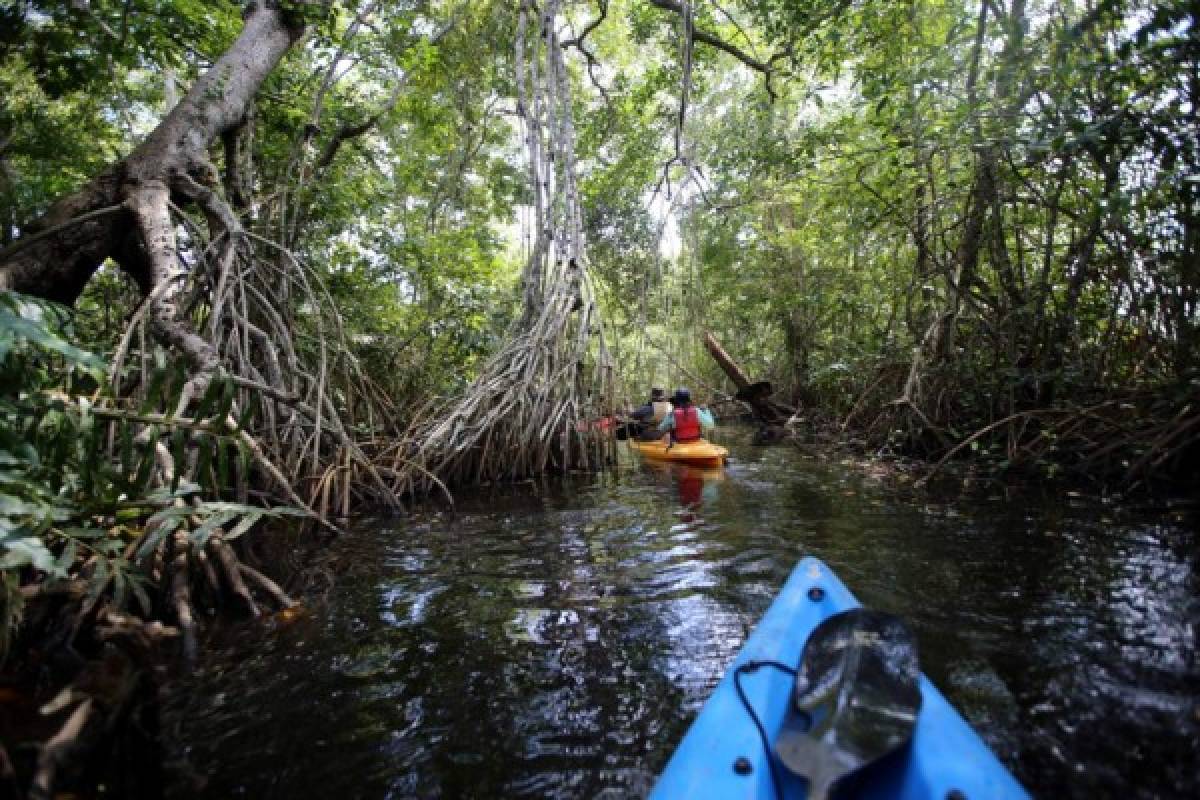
640;460;724;510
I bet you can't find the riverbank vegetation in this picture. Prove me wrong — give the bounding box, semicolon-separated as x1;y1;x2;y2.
1;0;1195;795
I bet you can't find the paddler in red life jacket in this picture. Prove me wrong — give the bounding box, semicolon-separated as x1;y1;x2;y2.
658;387;715;443
629;387;673;441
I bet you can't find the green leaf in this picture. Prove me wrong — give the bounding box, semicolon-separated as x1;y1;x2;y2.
195;433;214;492
85;556;111;607
136;516;183;560
224;510;263;541
0;492;70;521
214;375;236;422
144;481;202;504
112;568;127;610
61;526;110;540
188;510;238;547
1;535;62;575
193;501;310;518
56;538;78;573
216;438;231;491
169;426;189;492
139;363;168;415
0;294;105;375
193;373;225;422
127;570;152;615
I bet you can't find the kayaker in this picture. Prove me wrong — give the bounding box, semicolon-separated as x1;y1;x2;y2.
658;387;715;443
629;387;673;441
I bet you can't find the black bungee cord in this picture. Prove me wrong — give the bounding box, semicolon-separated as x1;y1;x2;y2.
733;659;799;800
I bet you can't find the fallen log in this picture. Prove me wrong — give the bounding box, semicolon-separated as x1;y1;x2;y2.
702;331;796;430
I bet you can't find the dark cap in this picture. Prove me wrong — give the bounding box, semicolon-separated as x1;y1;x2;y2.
672;387;691;405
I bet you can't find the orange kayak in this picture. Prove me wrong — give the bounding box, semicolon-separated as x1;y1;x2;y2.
629;437;728;469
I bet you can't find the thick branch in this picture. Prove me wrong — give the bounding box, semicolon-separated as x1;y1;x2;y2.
125;7;305;185
703;331;795;424
0;171;125;303
561;1;611;100
221;113;255;210
126;183;219;392
29;699;94;800
703;330;753;390
315;19;457;170
0;204;126;265
648;0;779;99
0;4;307;305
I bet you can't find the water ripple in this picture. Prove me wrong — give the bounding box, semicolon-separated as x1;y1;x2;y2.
163;437;1199;799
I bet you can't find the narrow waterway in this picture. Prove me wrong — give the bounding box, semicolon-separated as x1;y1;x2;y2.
163;434;1198;799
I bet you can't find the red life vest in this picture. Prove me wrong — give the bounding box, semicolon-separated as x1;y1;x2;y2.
673;406;702;442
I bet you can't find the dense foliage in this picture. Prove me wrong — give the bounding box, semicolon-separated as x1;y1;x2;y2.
579;0;1198;483
0;291;312;662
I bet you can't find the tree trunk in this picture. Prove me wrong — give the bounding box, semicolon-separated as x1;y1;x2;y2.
782;308;816;408
703;330;754;391
702;331;795;427
0;3;305;309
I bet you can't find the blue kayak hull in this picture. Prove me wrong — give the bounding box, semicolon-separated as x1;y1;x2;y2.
651;557;1030;799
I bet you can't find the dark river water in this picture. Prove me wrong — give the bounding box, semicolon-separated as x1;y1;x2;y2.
163;434;1198;799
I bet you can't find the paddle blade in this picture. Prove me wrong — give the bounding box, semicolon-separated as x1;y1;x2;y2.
774;609;922;800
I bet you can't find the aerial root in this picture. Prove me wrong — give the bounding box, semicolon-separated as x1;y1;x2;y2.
95;610;178;651
909;395;1198;486
208;533;261;617
131;510;296;650
28;699;94;800
18;615;172;800
394;0;617;496
168;531;198;663
237;563;294;610
195;546;222;599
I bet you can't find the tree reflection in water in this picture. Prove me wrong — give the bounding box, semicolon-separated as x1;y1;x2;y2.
162;436;1197;800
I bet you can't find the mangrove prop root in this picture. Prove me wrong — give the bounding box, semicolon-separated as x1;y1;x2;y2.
396;0;617;494
148;533;167;586
208;533;261;617
0;8;408;794
96;610;179;652
29;698;94;800
237;563;293;609
901;394;1198;486
195;547;222;603
169;532;197;663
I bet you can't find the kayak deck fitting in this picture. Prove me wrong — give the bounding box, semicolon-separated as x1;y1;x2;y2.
651;557;1030;799
629;437;729;469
